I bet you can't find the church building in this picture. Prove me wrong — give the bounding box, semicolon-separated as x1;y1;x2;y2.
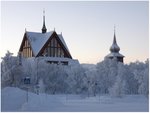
19;11;78;65
105;28;124;63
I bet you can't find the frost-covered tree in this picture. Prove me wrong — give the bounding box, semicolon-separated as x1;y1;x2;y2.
85;69;97;96
66;65;87;94
96;58;149;97
39;63;69;94
11;65;23;87
96;58;118;94
123;65;138;94
109;63;127;97
38;78;45;93
1;50;148;97
128;59;149;96
17;57;86;94
96;59;110;94
139;59;149;96
22;58;37;85
138;67;149;96
134;60;149;96
1;51;18;87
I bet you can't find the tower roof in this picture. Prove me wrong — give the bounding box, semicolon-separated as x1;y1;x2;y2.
110;28;120;53
42;10;47;33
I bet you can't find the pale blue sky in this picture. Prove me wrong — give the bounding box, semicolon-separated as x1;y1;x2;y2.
1;1;149;64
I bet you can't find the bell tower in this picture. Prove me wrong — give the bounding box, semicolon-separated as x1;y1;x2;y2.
105;26;124;63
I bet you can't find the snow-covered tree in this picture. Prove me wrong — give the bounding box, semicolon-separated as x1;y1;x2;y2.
66;65;87;94
85;69;96;96
1;50;148;97
1;51;18;87
38;79;45;93
109;63;127;97
41;64;69;94
96;58;118;94
22;58;37;85
128;59;149;96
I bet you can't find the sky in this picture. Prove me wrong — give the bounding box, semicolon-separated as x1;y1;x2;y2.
0;1;149;64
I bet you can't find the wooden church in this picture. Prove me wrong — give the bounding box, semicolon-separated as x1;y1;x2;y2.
19;11;78;65
105;28;124;63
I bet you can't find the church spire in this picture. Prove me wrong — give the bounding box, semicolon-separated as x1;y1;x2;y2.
113;26;117;44
105;26;124;63
110;26;120;53
42;10;47;33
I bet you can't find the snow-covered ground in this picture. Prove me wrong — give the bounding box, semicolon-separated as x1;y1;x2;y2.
1;87;149;112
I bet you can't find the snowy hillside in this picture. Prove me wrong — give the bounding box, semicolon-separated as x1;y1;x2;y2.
1;87;148;112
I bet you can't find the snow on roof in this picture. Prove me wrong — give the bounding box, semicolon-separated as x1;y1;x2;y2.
26;31;53;56
106;52;124;58
58;34;70;53
26;31;70;57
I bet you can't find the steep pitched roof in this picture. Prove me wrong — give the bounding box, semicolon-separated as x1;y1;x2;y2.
26;31;53;56
20;31;71;57
57;34;70;53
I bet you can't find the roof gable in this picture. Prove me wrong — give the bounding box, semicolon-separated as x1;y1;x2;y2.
26;31;53;56
37;32;72;58
19;31;72;58
58;34;70;53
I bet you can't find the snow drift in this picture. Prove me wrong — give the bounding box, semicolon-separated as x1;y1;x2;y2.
1;87;148;112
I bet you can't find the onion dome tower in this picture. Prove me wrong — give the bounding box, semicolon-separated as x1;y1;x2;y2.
105;27;124;63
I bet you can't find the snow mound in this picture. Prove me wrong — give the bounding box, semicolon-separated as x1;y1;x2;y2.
1;87;148;112
1;87;26;111
1;87;63;112
20;94;63;111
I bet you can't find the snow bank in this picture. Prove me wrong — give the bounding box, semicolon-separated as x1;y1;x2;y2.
1;87;148;112
1;87;26;111
1;87;63;112
20;93;63;111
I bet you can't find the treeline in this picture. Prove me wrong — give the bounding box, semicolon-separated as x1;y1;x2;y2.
1;51;149;97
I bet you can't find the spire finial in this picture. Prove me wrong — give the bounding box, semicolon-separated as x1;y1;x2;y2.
61;32;62;35
43;9;45;16
113;25;116;44
54;27;55;31
42;9;47;33
109;25;120;53
25;28;27;32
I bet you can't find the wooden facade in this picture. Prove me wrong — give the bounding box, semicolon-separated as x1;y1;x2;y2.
19;31;72;59
38;32;71;58
21;38;33;58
